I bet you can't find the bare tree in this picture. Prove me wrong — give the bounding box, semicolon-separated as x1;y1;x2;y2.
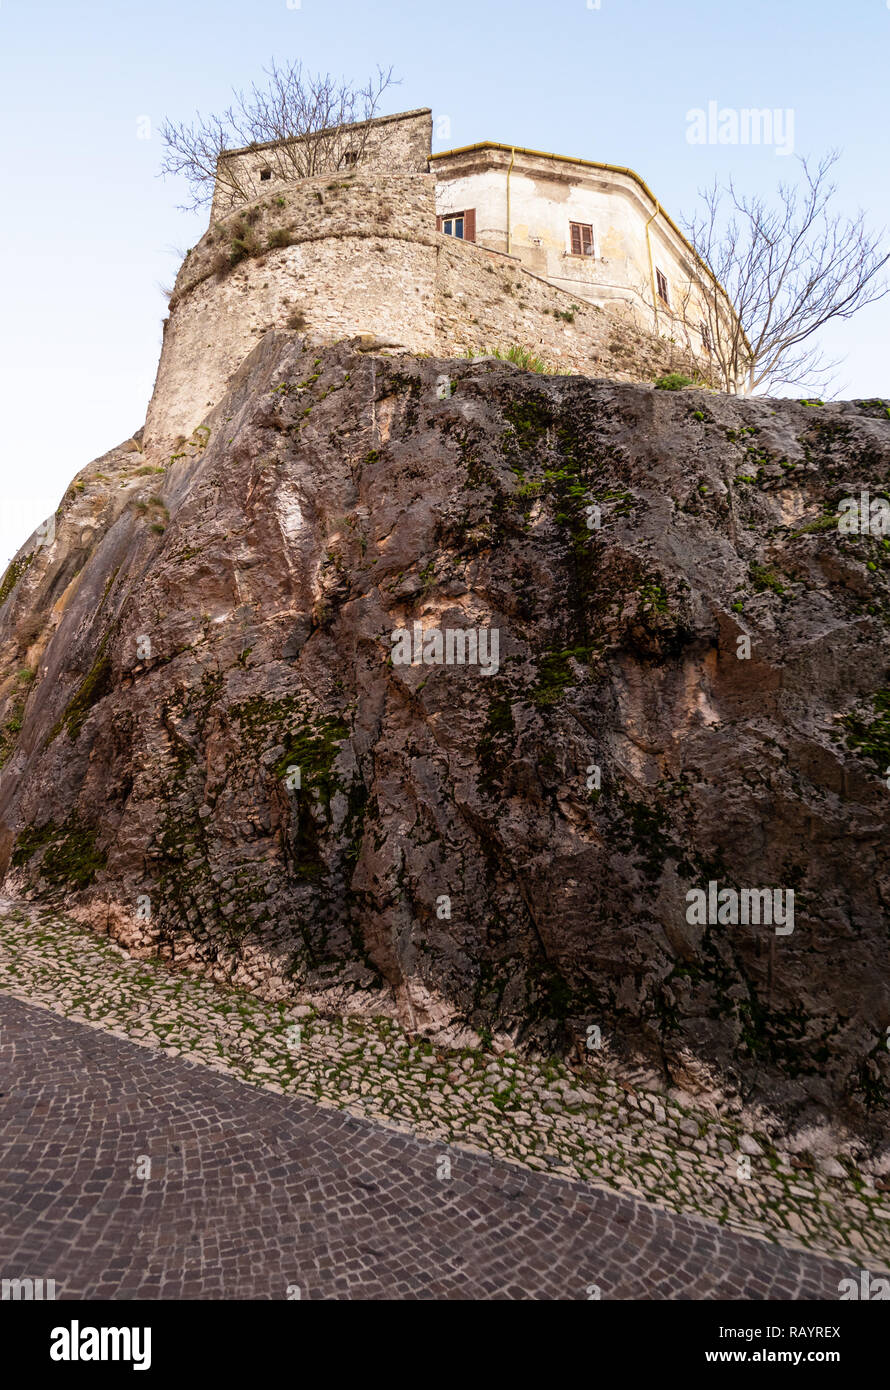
160;61;399;212
684;152;889;395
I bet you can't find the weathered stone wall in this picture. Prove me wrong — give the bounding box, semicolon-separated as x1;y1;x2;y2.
433;146;735;359
146;172;439;450
433;234;707;383
211;108;433;219
145;169;711;452
435;150;657;312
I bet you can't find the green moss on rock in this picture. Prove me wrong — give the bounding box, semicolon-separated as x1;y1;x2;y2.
841;690;890;771
12;816;107;889
528;648;592;707
0;552;35;607
273;716;349;802
503;396;553;451
48;633;114;742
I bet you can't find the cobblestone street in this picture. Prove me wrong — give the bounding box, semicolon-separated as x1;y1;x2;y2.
0;993;861;1299
0;901;886;1298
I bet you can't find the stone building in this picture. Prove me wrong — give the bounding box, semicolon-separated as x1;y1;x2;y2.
144;108;739;451
209;108;434;219
432;141;722;353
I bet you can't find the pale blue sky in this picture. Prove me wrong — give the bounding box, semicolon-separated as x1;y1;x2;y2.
1;0;888;566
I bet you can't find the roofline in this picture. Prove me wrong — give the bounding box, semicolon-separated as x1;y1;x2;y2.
219;107;432;161
430;141;742;328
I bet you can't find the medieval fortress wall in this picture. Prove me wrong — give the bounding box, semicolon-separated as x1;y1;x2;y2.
145;172;439;450
209;107;434;218
144;110;716;452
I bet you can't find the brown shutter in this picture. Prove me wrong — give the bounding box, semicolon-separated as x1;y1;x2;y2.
582;224;593;255
464;208;476;243
436;214;444;232
570;222;582;256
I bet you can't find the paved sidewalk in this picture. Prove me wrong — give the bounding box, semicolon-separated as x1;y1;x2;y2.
2;899;889;1287
0;995;860;1299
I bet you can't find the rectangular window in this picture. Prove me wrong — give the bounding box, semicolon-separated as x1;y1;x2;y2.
437;210;475;242
342;151;358;168
260;168;272;182
700;320;712;353
570;221;594;257
656;268;670;305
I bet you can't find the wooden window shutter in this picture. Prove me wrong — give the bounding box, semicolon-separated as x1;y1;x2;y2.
570;221;594;255
464;208;476;242
436;214;444;232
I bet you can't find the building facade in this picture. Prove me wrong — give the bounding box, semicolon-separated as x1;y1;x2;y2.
143;109;738;451
431;141;725;359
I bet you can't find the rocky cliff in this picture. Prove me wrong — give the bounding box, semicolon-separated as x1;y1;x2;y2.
1;335;888;1141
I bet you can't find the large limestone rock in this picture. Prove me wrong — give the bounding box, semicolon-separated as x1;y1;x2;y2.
1;334;888;1138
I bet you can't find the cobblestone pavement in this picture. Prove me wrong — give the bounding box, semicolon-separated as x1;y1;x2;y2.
0;900;887;1295
0;993;862;1300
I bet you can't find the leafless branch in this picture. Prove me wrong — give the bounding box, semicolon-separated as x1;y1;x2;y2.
683;152;889;394
160;61;399;212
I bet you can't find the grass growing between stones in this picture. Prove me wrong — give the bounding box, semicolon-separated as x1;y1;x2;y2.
0;900;888;1272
